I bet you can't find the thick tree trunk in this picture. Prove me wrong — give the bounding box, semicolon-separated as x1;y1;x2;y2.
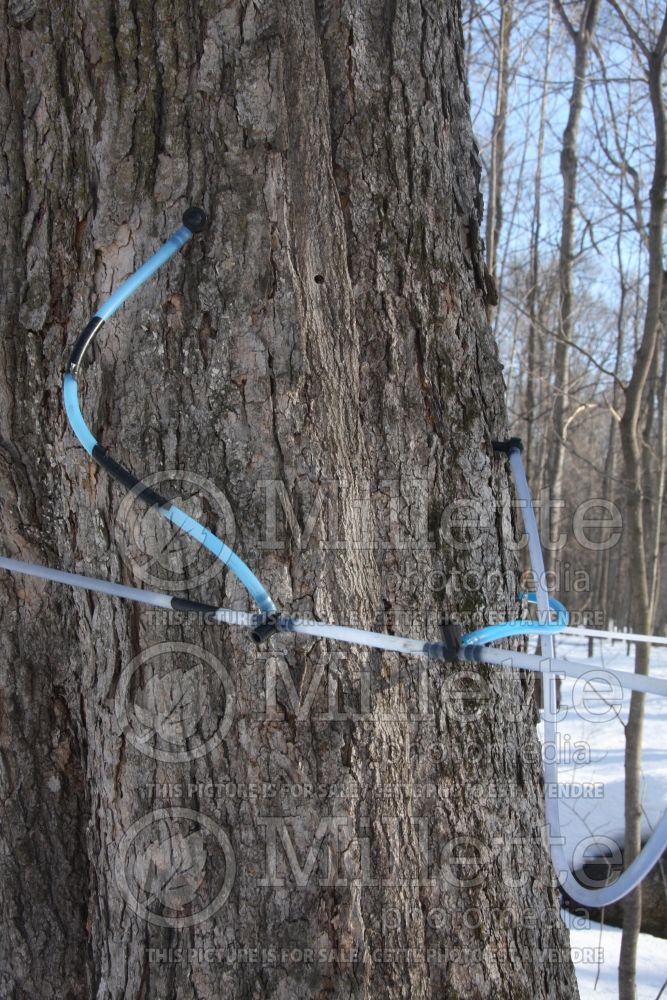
0;2;578;998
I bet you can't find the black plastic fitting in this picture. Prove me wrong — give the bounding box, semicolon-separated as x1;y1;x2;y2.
68;315;105;375
250;613;281;645
182;206;208;234
92;445;169;510
172;596;220;616
492;437;524;455
440;621;462;654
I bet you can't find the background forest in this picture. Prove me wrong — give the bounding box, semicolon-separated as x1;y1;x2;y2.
465;7;667;994
466;0;666;635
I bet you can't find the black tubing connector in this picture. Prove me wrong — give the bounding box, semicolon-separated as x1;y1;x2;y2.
182;207;208;234
68;315;105;375
250;613;281;645
440;621;462;654
492;437;524;455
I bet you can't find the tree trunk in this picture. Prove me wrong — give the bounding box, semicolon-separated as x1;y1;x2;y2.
547;0;600;574
525;0;552;485
0;2;579;998
484;0;512;287
614;10;667;999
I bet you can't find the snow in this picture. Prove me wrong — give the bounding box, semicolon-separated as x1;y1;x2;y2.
561;909;666;999
535;635;667;998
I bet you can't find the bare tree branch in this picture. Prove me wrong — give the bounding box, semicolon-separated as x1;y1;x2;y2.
553;0;577;42
607;0;650;58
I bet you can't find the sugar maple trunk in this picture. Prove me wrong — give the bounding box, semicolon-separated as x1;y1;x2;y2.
0;2;578;998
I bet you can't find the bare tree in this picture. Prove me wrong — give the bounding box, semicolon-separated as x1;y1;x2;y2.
485;0;514;289
604;5;667;996
0;2;579;999
525;0;554;484
547;0;601;573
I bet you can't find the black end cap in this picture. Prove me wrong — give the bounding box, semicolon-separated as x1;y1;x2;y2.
182;206;208;234
492;437;523;455
250;613;281;645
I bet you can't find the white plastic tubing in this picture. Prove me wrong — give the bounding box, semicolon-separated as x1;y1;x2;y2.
562;625;667;646
2;555;665;698
508;447;667;907
1;446;666;905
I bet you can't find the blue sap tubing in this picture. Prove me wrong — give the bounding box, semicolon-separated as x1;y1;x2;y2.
160;505;276;614
96;226;193;320
0;555;172;609
63;219;277;616
63;373;96;455
461;593;568;646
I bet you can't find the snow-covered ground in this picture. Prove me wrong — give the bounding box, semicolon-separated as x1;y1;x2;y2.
562;909;666;1000
537;635;667;998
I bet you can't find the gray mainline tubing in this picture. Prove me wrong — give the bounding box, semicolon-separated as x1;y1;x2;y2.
2;555;665;698
0;556;173;609
5;532;667;904
459;643;667;698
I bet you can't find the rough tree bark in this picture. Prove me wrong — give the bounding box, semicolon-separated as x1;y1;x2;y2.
0;2;579;998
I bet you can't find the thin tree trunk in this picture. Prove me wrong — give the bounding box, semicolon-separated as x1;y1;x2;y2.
599;178;627;625
485;0;513;286
0;2;579;998
548;0;600;573
613;9;667;999
647;316;667;623
525;0;552;484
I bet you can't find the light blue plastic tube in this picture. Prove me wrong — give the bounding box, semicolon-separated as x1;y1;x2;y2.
63;215;278;618
96;226;192;321
63;373;98;455
0;555;172;609
461;592;568;646
508;445;667;906
161;505;277;614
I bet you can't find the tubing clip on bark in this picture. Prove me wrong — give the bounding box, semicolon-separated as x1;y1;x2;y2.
250;613;282;645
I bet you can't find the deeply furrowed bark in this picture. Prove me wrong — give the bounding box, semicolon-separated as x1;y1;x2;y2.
0;2;578;998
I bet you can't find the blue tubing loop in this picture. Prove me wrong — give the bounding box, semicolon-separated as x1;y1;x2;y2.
6;424;667;902
160;505;276;614
461;592;568;646
63;210;277;619
505;443;667;907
